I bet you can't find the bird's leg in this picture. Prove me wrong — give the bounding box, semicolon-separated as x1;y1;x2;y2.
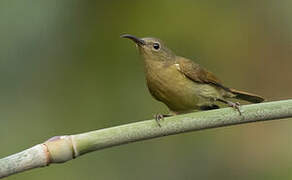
217;99;242;115
154;114;172;127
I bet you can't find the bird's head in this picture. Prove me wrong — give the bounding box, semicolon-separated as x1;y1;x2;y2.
121;34;175;62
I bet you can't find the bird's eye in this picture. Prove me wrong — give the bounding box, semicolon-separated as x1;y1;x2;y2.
153;43;160;50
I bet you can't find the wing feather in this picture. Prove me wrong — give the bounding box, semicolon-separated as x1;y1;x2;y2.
176;57;229;91
175;57;265;103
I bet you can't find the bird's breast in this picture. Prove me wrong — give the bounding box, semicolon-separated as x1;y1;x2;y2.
145;62;201;111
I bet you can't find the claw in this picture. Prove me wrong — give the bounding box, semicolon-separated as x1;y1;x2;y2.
154;114;163;127
154;114;172;127
228;101;242;115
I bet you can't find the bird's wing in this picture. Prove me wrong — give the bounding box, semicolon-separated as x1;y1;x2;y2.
176;57;265;103
176;57;229;91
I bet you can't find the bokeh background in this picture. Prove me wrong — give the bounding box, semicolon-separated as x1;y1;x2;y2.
1;0;292;179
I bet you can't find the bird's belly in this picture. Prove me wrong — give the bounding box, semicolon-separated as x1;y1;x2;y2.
146;66;220;113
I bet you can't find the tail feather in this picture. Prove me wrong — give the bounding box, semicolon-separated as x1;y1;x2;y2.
229;88;265;103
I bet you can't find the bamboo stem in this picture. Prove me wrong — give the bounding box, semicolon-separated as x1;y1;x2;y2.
1;99;292;178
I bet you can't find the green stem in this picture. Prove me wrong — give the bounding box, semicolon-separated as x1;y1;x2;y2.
73;99;292;155
1;100;292;179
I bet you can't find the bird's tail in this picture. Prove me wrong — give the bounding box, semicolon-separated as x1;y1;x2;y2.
228;88;265;103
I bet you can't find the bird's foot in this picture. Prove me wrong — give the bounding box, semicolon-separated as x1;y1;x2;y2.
217;99;242;115
227;101;242;115
154;114;172;127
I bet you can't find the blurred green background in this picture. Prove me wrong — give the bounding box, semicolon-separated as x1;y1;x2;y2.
1;0;292;179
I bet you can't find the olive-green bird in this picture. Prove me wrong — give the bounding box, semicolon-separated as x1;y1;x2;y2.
121;34;264;120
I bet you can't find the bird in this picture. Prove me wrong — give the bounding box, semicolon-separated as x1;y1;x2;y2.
121;34;265;124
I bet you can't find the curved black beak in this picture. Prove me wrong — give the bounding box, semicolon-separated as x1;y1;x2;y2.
120;34;145;46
